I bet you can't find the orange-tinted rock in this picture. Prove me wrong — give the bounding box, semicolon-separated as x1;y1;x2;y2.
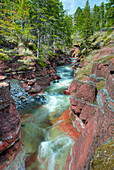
63;90;70;95
25;151;38;169
55;109;80;140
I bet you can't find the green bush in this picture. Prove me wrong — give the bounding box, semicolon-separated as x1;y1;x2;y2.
0;52;11;60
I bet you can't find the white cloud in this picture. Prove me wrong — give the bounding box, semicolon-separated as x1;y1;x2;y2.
61;0;107;14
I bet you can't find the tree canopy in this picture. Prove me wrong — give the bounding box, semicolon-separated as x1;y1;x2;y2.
0;0;73;59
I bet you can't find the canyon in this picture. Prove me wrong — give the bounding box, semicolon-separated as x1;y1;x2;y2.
0;29;114;169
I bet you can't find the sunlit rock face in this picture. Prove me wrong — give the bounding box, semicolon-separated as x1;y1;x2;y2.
0;67;21;169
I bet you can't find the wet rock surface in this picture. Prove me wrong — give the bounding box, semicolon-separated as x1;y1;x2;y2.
10;80;47;111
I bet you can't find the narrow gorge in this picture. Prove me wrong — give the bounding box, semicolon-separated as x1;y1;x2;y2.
0;0;114;169
0;28;113;169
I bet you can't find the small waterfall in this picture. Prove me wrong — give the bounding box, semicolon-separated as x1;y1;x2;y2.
38;135;74;170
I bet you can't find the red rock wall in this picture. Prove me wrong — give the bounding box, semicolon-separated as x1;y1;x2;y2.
0;50;71;93
65;57;114;169
0;67;21;168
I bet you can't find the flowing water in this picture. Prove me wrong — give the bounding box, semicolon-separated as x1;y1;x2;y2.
21;64;74;170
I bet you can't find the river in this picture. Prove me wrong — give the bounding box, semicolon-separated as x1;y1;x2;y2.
21;64;74;170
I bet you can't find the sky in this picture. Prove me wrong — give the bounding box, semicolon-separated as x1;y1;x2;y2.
61;0;107;14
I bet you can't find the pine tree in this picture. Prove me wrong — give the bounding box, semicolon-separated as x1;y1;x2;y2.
63;14;73;50
105;0;114;27
80;0;93;51
74;7;82;32
0;0;72;60
100;2;105;28
93;5;100;31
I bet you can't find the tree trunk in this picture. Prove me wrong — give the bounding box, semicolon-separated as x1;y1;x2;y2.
37;29;40;58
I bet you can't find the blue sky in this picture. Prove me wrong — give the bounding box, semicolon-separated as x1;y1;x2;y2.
61;0;107;14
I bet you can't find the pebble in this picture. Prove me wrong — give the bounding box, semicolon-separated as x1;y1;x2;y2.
10;80;47;110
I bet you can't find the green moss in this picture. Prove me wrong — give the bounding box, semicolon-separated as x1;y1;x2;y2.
0;52;11;60
104;37;111;45
102;31;112;40
91;139;114;170
16;65;29;71
97;81;105;91
38;61;47;68
27;43;37;52
5;68;12;72
97;55;113;63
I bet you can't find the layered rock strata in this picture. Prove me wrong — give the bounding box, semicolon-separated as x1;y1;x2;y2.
0;67;21;169
65;40;114;169
0;49;71;94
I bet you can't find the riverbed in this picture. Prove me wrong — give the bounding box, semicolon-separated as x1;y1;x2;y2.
20;64;74;170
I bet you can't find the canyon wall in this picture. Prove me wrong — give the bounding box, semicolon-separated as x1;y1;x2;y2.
0;48;71;168
0;67;22;169
0;48;71;94
66;30;114;169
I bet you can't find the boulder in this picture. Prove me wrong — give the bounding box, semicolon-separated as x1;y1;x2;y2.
63;90;70;95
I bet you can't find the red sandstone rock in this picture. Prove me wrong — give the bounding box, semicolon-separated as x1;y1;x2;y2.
105;74;114;100
63;90;70;95
65;45;114;169
66;65;113;169
0;50;71;94
29;84;42;93
0;140;22;170
0;97;21;153
27;79;36;86
69;80;97;102
75;83;97;102
80;104;96;121
66;115;97;170
0;69;21;154
92;62;110;78
22;82;28;90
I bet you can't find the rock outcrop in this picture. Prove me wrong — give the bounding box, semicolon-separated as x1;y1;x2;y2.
0;67;21;169
0;49;71;95
65;30;114;169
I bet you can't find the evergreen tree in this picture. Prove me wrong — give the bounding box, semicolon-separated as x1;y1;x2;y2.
93;5;100;31
0;0;73;58
74;7;82;32
63;14;73;50
105;0;114;27
100;2;105;28
80;0;93;51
